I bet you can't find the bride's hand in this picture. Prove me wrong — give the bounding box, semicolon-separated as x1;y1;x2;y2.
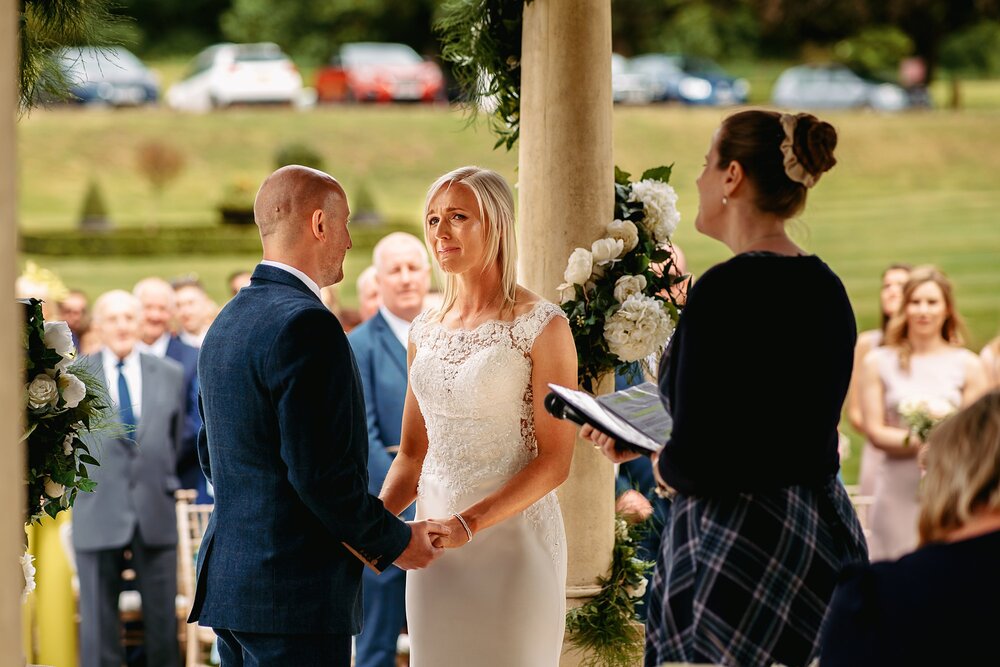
428;515;473;548
580;423;642;464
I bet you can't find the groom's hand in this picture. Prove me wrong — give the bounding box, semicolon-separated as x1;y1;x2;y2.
394;520;449;570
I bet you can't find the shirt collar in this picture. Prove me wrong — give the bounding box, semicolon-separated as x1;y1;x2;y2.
379;305;412;348
260;260;323;300
136;332;171;358
101;346;141;371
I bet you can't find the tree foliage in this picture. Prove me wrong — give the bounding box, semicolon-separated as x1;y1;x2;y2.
17;0;126;113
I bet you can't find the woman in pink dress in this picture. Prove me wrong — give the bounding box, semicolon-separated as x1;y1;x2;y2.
846;264;911;495
859;265;987;560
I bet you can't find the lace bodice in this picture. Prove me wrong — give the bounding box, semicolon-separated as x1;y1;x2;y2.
408;300;566;509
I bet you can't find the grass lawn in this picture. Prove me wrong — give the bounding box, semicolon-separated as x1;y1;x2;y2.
17;103;1000;484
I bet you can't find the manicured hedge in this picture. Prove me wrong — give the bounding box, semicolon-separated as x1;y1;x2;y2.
20;220;418;256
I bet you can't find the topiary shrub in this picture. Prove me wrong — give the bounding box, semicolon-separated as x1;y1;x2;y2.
273;143;325;171
78;179;111;231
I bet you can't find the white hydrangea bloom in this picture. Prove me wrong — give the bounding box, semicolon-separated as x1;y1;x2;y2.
613;274;647;303
629;179;680;243
606;219;639;253
603;294;675;362
21;552;36;602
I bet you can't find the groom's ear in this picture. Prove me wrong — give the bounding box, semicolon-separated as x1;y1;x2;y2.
310;208;325;240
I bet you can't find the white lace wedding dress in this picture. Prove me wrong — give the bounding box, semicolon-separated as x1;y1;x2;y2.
405;300;568;667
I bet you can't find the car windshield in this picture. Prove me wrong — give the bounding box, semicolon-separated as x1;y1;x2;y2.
59;47;145;79
342;44;421;67
235;45;287;63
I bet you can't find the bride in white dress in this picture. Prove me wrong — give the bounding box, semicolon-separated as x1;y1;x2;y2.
379;166;578;666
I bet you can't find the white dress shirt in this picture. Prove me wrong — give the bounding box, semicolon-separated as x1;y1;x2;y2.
101;347;143;421
261;260;322;300
136;332;170;359
379;305;412;348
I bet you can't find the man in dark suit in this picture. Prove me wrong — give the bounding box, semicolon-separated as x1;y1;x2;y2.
72;289;186;667
190;165;448;667
348;232;430;667
134;276;207;502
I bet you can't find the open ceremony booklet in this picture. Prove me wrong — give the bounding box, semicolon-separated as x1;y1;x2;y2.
544;381;672;454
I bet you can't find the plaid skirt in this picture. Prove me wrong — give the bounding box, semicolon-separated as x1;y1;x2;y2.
645;476;868;667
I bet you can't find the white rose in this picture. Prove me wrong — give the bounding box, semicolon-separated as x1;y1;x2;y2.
897;398;922;417
606;219;639;253
626;577;648;599
63;435;75;456
629;179;680;243
613;274;648;303
58;372;86;409
43;477;65;499
26;375;59;409
614;518;629;542
556;282;577;305
591;237;625;265
563;248;594;285
603;294;676;362
21;552;36;602
925;398;956;420
44;321;77;370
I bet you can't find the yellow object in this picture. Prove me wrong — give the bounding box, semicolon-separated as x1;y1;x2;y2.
22;512;78;667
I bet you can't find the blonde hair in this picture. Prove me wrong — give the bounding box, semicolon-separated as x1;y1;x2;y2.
422;166;518;321
918;391;1000;545
884;265;966;371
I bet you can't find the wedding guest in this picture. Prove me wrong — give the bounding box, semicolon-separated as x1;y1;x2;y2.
72;290;186;667
58;288;90;350
859;265;987;561
845;264;912;495
348;232;431;667
584;110;869;667
380;166;577;666
356;265;380;322
820;390;1000;666
173;278;215;348
133;277;206;501
981;332;1000;389
228;270;253;297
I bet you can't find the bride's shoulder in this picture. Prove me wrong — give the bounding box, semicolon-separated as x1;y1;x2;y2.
512;287;564;321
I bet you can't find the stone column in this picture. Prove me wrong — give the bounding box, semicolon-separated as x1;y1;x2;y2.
517;1;615;664
1;0;25;660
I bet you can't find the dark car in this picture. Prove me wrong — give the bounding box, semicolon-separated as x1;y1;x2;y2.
629;54;749;106
56;46;158;106
316;42;445;104
772;64;910;111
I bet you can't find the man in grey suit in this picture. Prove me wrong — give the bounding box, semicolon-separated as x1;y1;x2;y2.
72;289;186;667
348;232;430;667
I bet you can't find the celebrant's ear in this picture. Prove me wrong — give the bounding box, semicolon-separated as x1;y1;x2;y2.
724;160;745;198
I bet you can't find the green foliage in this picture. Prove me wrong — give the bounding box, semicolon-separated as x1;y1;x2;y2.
654;3;760;60
565;516;654;667
18;0;128;113
21;299;117;526
21;221;417;256
940;21;1000;75
436;0;528;150
834;26;913;79
274;142;326;172
221;0;438;65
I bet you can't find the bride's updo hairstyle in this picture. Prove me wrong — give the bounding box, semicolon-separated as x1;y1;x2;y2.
717;110;837;219
423;166;518;321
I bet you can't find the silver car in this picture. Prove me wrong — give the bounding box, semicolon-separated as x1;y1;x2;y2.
772;63;908;112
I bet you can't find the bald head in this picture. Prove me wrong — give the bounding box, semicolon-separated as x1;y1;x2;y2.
254;165;346;240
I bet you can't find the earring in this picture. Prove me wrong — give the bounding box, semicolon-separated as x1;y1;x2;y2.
722;196;728;205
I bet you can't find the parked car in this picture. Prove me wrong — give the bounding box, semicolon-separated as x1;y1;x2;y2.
166;43;302;112
611;54;654;105
55;46;158;106
771;63;909;111
629;54;749;106
316;42;445;103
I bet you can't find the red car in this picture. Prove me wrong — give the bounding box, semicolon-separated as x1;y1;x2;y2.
316;42;445;103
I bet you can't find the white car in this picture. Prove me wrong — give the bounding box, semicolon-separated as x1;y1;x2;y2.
167;43;303;112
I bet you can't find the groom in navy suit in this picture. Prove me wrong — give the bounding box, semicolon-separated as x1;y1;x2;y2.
190;166;448;666
349;232;431;667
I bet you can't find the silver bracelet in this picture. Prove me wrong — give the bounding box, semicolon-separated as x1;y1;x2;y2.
452;512;474;543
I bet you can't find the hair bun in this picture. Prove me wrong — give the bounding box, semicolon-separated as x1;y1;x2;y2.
794;114;838;176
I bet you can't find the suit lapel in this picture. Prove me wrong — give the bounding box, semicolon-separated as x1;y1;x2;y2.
373;313;407;376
